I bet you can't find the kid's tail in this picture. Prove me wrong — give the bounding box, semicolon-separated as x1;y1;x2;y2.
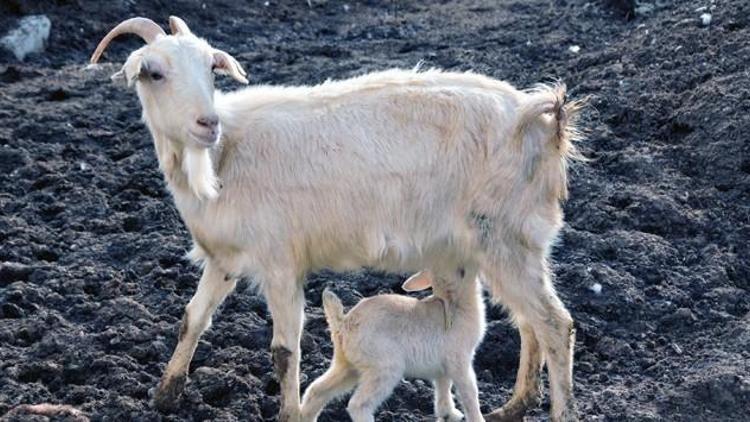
322;289;345;334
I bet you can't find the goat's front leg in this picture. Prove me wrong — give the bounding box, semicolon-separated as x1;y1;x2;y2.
153;262;237;411
264;275;306;422
434;376;464;422
450;364;484;422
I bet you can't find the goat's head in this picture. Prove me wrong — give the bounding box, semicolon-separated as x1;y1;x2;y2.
91;16;247;149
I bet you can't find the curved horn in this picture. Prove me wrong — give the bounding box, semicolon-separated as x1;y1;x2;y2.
90;17;166;64
169;16;192;36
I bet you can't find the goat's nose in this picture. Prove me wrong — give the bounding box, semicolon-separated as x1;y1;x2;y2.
196;114;219;129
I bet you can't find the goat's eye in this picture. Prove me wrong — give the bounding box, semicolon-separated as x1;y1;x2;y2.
150;71;163;81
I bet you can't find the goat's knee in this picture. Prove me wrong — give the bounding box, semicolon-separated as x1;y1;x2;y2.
272;345;293;382
537;306;575;363
272;345;301;421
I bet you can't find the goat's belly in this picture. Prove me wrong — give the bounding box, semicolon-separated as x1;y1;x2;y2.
403;359;446;380
307;223;478;274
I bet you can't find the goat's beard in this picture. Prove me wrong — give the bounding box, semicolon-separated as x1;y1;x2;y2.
182;146;220;201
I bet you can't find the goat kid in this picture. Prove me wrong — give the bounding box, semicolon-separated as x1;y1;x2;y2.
301;268;486;422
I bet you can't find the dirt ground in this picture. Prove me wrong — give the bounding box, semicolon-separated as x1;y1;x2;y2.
0;0;748;420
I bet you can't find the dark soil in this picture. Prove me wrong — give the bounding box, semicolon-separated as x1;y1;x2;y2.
1;0;749;421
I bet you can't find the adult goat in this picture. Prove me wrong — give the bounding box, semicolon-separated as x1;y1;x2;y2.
90;16;583;422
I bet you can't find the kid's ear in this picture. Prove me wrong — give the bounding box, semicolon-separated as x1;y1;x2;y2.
402;270;434;292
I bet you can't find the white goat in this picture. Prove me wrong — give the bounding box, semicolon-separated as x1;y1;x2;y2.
90;16;583;422
301;267;486;422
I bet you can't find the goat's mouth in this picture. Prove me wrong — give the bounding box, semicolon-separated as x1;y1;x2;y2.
188;128;221;148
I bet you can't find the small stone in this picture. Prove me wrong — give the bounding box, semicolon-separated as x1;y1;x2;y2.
568;45;581;54
0;15;52;61
590;283;603;294
671;343;683;354
700;13;712;26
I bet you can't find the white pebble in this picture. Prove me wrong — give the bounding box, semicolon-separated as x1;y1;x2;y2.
590;283;603;294
568;45;581;54
79;162;90;171
700;13;712;26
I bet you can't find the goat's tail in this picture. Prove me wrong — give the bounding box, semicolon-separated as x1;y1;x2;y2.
322;289;345;335
516;82;587;162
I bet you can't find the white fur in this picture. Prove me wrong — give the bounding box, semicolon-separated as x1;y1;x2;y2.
182;146;219;201
96;17;583;422
301;269;486;422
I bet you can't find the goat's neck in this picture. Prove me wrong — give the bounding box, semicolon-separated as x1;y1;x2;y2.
435;280;482;321
455;287;481;313
149;129;221;203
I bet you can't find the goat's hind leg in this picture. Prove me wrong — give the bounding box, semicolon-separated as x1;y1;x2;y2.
483;255;577;422
153;262;237;411
300;361;357;422
346;369;401;422
484;322;543;421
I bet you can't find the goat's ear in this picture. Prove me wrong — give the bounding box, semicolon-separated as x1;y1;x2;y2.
213;50;248;84
402;270;433;292
169;16;192;36
111;52;143;87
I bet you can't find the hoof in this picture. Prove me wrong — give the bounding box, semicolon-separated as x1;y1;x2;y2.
438;408;464;422
552;405;579;422
485;390;542;422
484;404;526;422
151;373;187;413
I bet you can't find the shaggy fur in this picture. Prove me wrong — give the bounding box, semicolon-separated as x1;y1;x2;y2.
91;16;583;422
